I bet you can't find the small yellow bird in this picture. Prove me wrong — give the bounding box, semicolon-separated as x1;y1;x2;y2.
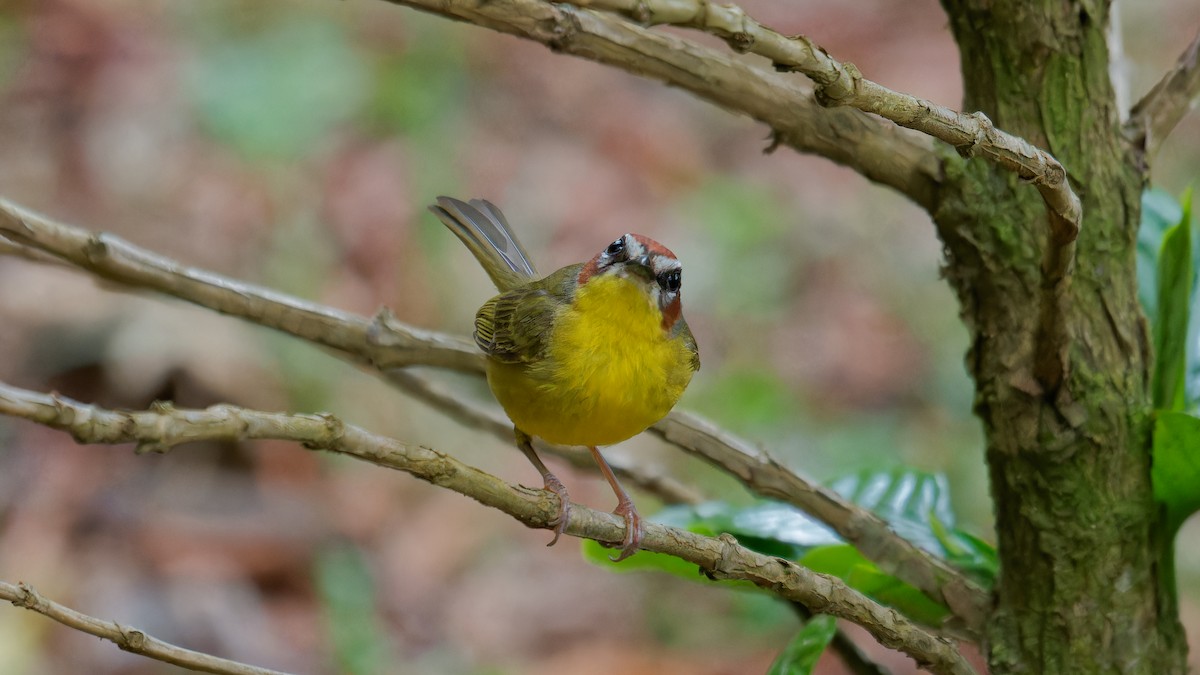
430;197;699;560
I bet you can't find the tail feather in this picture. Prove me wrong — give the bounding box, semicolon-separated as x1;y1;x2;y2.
429;196;538;291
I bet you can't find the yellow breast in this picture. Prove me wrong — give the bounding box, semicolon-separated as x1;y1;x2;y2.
486;274;694;446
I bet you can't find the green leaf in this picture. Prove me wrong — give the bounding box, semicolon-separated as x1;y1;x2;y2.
1152;411;1200;533
766;615;837;675
828;469;956;553
800;544;950;625
586;469;997;624
1138;188;1186;322
1153;189;1195;411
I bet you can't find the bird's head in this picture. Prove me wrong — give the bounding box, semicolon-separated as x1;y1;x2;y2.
578;233;684;329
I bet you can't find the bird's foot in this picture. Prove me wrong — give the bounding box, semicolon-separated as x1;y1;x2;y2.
608;499;643;562
542;473;571;547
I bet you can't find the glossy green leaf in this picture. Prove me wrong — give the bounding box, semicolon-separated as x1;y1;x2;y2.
1153;189;1194;410
828;469;955;554
800;544;950;625
1153;411;1200;533
586;468;996;622
766;615;837;675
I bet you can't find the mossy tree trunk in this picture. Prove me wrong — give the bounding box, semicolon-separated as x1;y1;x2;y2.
935;0;1187;672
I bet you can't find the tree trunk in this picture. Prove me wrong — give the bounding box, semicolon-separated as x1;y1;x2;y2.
935;0;1188;672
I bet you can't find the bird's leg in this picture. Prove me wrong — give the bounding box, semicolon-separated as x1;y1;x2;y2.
515;428;570;546
587;446;642;562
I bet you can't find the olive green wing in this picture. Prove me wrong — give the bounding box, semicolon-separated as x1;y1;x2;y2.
473;265;581;364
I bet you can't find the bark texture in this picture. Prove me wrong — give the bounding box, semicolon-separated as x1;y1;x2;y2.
935;0;1187;672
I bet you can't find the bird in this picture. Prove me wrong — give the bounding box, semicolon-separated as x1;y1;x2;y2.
429;196;699;561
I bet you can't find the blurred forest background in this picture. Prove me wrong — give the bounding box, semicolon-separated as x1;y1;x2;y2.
0;0;1198;673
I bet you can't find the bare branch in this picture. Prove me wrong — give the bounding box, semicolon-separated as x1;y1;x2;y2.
0;581;287;675
388;0;1077;393
652;412;988;637
395;371;989;637
385;0;943;210
0;198;990;635
0;383;977;675
0;198;483;374
1126;30;1200;159
562;0;1081;242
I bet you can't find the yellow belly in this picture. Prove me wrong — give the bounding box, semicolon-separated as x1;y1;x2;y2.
487;275;694;447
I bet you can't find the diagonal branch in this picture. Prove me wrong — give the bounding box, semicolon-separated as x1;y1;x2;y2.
385;0;943;210
398;369;988;636
0;580;286;675
561;0;1081;243
0;198;990;636
389;0;1077;393
1126;30;1200;160
0;198;482;373
0;383;977;675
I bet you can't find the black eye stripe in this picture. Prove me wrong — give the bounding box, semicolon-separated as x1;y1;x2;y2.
657;269;681;292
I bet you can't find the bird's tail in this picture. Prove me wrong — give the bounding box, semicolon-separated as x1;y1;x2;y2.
429;196;539;292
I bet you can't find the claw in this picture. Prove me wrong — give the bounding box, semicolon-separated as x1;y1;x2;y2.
542;473;571;547
608;499;643;562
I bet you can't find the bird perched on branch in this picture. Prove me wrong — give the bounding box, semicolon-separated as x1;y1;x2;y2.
429;197;699;561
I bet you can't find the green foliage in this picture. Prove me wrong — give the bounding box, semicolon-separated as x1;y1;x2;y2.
1138;189;1186;322
585;469;996;629
1151;190;1194;410
188;17;368;159
766;615;837;675
315;544;395;675
1153;412;1200;535
1140;187;1200;531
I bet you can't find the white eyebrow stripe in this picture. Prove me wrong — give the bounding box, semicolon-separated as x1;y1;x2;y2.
623;235;645;260
651;256;682;273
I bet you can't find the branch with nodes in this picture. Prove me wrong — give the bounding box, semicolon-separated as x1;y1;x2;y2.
1126;30;1200;160
0;198;991;635
0;383;977;675
558;0;1081;241
0;581;286;675
386;0;1079;393
397;369;988;637
383;0;943;210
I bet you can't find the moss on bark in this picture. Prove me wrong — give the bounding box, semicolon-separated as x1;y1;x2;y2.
936;0;1187;672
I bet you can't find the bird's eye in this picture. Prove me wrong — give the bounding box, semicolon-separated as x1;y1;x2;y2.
605;237;626;259
658;269;681;293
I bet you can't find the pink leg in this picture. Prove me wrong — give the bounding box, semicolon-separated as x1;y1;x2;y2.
515;429;570;546
588;445;643;562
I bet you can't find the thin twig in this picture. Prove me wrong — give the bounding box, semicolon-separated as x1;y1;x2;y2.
0;198;990;635
0;383;977;675
1126;30;1200;159
563;0;1081;243
0;581;288;675
384;0;943;210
